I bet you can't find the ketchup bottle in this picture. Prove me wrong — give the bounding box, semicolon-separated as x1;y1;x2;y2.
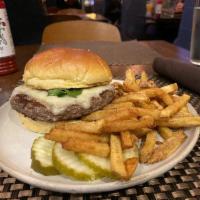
155;0;163;19
0;0;17;75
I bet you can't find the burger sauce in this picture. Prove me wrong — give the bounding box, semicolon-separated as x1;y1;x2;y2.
0;0;17;75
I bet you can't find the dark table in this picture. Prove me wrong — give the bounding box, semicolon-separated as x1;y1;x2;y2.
1;41;200;200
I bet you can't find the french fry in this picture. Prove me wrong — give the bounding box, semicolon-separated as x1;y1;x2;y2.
139;81;156;89
123;69;140;92
123;144;139;160
157;116;200;128
103;116;154;133
130;107;160;119
125;158;139;178
45;128;109;143
172;95;180;102
61;119;105;134
123;83;139;93
147;131;186;163
158;127;173;140
62;138;110;158
110;135;127;179
136;79;140;85
140;88;162;98
105;110;137;122
135;102;157;109
112;92;150;104
158;92;174;105
174;106;193;118
161;83;178;94
131;128;152;138
139;71;156;89
132;134;138;146
141;88;174;105
120;131;134;149
140;71;148;82
151;100;164;110
82;108;136;121
103;102;133;110
123;145;139;179
160;94;190;118
139;131;157;163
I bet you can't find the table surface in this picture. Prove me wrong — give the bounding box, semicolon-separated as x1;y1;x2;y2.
0;40;189;106
2;40;200;200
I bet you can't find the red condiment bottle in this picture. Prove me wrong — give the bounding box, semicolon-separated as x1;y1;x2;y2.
155;0;163;19
0;0;17;75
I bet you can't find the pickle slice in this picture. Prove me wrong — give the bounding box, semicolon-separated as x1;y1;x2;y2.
52;143;96;181
79;153;115;179
79;145;139;179
31;137;59;176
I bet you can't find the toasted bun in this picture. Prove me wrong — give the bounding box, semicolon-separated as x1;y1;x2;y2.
18;113;55;134
23;48;112;90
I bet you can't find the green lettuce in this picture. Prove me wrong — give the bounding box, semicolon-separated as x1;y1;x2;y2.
48;88;82;98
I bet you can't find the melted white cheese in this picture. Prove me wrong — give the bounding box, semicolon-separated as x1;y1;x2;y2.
11;85;113;115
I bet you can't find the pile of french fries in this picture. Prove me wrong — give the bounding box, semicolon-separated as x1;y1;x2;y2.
45;68;200;180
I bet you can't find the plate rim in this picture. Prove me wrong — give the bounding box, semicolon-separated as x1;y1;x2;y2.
0;102;199;193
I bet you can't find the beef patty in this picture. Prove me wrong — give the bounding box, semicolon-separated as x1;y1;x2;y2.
10;89;114;122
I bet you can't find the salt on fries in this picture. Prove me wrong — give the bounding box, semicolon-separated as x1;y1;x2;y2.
44;68;200;180
140;131;157;163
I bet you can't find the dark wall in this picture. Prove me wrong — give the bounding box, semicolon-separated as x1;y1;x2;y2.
5;0;47;45
174;0;194;49
120;0;146;40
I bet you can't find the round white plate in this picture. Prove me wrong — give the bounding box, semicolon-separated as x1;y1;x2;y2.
0;102;199;193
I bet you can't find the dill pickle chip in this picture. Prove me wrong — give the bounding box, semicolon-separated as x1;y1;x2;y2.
52;143;97;181
78;153;116;179
31;137;59;176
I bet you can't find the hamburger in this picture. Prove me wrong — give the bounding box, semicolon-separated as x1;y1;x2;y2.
10;48;115;133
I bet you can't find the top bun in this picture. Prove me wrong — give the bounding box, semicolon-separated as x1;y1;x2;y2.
23;48;112;90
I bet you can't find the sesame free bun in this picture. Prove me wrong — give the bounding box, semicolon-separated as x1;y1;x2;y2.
18;113;55;134
23;48;112;90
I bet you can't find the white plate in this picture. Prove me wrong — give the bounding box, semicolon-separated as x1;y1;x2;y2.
0;102;199;193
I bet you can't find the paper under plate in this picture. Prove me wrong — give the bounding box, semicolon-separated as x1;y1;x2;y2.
0;102;199;193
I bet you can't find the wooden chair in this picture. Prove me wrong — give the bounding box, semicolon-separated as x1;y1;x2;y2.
46;15;81;25
42;20;121;43
57;8;85;15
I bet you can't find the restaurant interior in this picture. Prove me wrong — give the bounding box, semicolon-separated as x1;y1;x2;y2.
5;0;187;46
1;0;200;199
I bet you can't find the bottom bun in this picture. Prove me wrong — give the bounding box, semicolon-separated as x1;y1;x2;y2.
18;113;55;134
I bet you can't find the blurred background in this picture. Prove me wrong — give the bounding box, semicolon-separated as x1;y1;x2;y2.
4;0;188;48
